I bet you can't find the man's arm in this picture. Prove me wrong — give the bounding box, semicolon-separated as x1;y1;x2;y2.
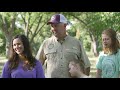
79;60;90;76
79;41;91;76
36;41;46;65
84;67;90;76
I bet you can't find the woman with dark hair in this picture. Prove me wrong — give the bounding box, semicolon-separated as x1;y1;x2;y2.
96;29;120;78
1;34;45;78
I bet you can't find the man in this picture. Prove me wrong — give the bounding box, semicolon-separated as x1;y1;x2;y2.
36;14;91;78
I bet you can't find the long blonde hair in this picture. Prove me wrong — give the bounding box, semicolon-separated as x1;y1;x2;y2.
102;29;120;54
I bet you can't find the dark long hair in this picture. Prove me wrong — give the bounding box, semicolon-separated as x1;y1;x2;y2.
102;29;120;54
8;34;36;70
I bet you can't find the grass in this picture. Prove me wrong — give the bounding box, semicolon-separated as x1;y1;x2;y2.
86;52;98;78
0;52;98;78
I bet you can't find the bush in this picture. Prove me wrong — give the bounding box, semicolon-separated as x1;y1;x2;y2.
84;41;91;52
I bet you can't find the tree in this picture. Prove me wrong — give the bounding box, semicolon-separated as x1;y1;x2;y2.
0;12;18;57
18;12;54;55
63;12;120;56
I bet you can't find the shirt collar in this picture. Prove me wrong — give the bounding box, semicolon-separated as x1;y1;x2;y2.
53;35;69;42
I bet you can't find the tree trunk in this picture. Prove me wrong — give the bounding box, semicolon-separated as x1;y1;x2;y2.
89;32;99;57
75;28;81;39
5;35;12;58
69;13;99;56
91;40;99;57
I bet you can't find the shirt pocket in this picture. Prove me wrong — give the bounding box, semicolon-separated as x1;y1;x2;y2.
44;49;57;60
65;48;81;61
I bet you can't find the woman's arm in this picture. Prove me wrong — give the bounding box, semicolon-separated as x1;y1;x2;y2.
96;69;102;78
35;60;45;78
1;61;11;78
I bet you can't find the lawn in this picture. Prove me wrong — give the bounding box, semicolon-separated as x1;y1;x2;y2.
86;52;98;78
0;52;98;78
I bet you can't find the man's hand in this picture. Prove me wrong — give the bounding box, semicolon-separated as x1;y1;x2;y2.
84;67;90;76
